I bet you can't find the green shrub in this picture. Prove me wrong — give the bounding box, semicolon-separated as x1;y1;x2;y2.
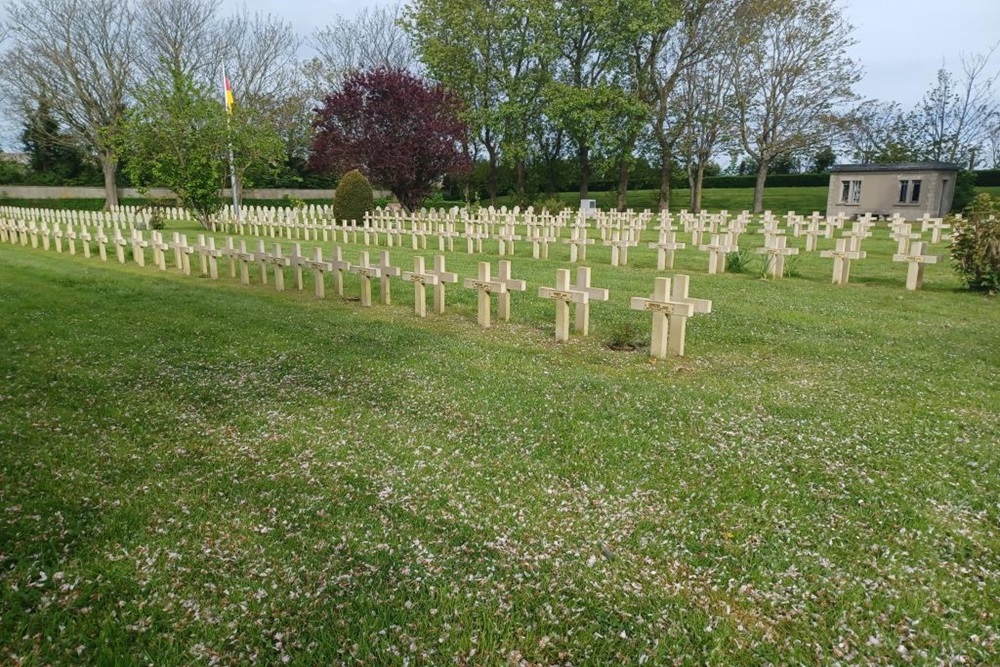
725;247;757;273
534;196;568;215
950;193;1000;293
333;169;374;225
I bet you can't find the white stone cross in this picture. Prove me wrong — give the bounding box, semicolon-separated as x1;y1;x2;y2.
130;230;148;267
892;241;939;291
427;255;459;314
648;231;686;271
463;261;508;328
95;228;108;262
922;217;951;244
267;243;291;291
572;267;609;336
630;277;695;359
307;247;334;299
150;231;169;270
603;229;635;267
496;225;521;256
79;226;92;259
666;274;712;356
755;235;799;279
539;269;589;342
113;229;128;264
330;245;352;297
401;256;440;317
350;251;382;307
698;233;734;275
496;260;526;322
374;250;401;305
820;238;866;285
890;223;920;254
253;240;271;285
237;240;254;285
563;225;595;263
286;243;309;290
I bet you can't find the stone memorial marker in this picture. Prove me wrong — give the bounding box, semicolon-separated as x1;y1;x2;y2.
80;226;92;259
820;238;866;285
268;243;291;291
237;240;253;285
307;247;334;298
648;231;686;271
563;225;595;263
402;256;440;317
463;261;507;328
253;240;271;284
96;228;108;262
349;251;382;307
665;274;712;357
630;277;695;359
539;269;589;342
698;234;733;275
113;229;128;264
286;243;308;290
755;235;799;279
375;250;402;305
496;260;526;322
65;225;78;255
892;241;940;291
427;255;459;314
572;267;609;336
150;231;169;270
331;245;351;297
130;230;148;267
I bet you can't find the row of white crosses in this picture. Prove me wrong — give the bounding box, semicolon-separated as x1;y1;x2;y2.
4;216;722;356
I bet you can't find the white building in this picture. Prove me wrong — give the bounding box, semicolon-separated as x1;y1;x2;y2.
826;162;959;219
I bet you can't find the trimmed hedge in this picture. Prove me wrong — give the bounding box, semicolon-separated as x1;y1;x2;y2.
333;169;374;225
975;170;1000;187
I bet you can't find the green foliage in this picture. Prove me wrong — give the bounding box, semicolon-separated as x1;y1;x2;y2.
604;318;644;351
725;247;757;273
534;196;568;214
951;170;978;212
333;169;374;224
119;67;284;228
950;193;1000;293
20;101;102;185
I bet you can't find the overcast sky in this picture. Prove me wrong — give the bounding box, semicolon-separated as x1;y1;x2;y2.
228;0;1000;110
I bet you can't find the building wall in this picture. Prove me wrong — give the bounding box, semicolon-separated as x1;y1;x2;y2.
827;170;956;219
0;185;379;201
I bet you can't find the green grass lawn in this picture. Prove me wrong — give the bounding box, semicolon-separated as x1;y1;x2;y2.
1;220;999;665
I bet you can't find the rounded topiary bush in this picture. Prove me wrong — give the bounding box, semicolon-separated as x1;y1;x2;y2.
333;169;374;226
950;193;1000;293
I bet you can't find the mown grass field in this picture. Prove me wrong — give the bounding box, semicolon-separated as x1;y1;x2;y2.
1;215;998;666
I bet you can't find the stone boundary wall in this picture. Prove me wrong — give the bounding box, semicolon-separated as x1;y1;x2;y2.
0;186;368;200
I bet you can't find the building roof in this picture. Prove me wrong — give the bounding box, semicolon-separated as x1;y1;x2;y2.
830;161;961;173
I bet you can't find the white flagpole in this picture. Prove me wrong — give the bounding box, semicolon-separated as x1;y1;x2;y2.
222;64;241;223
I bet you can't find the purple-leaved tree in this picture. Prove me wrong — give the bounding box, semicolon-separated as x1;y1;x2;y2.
310;67;471;211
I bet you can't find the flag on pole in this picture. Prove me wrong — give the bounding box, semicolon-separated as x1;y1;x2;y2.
223;69;235;114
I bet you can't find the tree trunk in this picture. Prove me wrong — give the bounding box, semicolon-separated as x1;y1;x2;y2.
752;161;769;213
515;159;527;206
658;158;672;212
486;146;499;207
616;161;629;211
100;153;119;210
693;162;706;213
578;143;590;199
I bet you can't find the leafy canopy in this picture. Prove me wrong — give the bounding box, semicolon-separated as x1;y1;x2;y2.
119;67;284;227
309;67;471;211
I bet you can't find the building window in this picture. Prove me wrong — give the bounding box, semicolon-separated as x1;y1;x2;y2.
840;179;862;204
899;179;921;203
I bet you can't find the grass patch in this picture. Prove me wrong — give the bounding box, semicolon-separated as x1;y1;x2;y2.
1;222;999;665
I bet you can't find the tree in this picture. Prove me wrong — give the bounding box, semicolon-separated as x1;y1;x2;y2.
120;67;284;227
676;51;732;212
307;3;415;97
651;0;729;211
134;0;222;85
908;47;999;167
20;100;99;183
310;68;471;211
840;100;916;164
404;0;550;206
810;146;837;172
728;0;860;212
1;0;137;208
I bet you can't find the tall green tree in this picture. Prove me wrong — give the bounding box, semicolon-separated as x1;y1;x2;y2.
120;67;284;227
405;0;549;206
727;0;860;212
